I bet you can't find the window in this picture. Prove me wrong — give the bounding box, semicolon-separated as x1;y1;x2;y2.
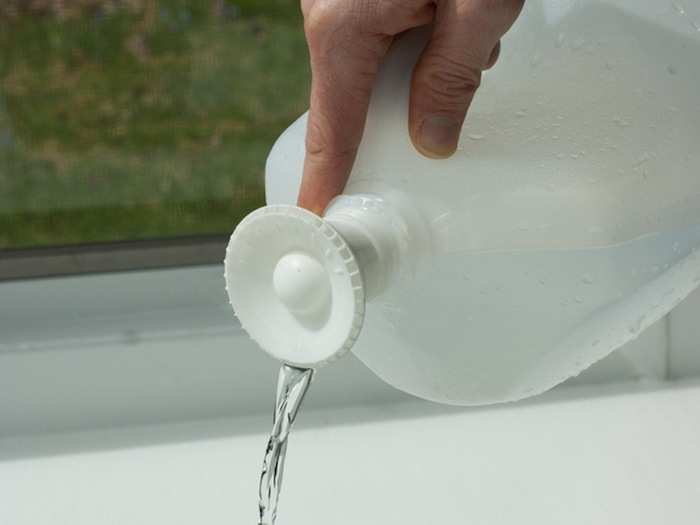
0;1;308;276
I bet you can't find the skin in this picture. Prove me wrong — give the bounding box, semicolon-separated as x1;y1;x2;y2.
297;0;525;215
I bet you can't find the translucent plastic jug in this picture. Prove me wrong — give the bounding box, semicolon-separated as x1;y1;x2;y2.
225;0;700;405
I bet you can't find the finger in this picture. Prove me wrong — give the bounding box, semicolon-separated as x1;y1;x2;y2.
484;40;501;70
297;4;390;215
297;1;434;215
409;0;522;159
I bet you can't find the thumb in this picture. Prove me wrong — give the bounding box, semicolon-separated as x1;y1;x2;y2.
409;2;511;159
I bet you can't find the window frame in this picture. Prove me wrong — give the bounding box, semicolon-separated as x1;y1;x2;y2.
0;235;228;281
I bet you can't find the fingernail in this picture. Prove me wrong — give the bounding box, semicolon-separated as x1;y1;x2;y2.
417;115;460;158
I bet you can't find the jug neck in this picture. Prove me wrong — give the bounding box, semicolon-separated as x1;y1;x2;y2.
325;192;428;300
223;193;429;368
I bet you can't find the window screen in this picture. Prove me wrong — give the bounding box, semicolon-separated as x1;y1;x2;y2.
0;1;308;249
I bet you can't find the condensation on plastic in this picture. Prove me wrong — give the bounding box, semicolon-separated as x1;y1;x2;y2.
260;0;700;405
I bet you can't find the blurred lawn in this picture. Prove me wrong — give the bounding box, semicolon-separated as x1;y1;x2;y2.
0;0;309;248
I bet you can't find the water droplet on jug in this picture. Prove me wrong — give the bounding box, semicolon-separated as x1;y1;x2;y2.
555;33;566;48
582;274;594;284
672;2;686;15
467;133;485;141
613;117;632;128
634;152;652;167
667;65;678;75
571;37;586;50
628;315;646;335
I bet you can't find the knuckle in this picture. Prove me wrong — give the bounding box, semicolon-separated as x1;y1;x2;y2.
471;0;525;25
303;1;387;62
474;0;524;11
305;117;358;164
498;0;525;23
505;0;526;10
304;1;362;50
484;41;501;70
415;52;482;109
303;2;341;47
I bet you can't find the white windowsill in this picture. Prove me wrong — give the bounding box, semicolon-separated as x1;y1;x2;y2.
1;264;699;438
1;264;699;524
1;380;700;525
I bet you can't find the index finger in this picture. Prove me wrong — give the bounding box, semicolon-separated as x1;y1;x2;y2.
297;8;388;215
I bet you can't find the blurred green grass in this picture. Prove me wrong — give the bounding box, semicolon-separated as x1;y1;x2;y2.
0;0;309;248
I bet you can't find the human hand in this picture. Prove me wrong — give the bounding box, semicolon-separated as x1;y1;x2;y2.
297;0;524;215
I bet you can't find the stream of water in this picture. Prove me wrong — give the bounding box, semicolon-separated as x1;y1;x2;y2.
258;364;314;525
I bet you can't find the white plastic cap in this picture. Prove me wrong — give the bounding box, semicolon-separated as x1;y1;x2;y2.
224;205;365;368
272;252;331;317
